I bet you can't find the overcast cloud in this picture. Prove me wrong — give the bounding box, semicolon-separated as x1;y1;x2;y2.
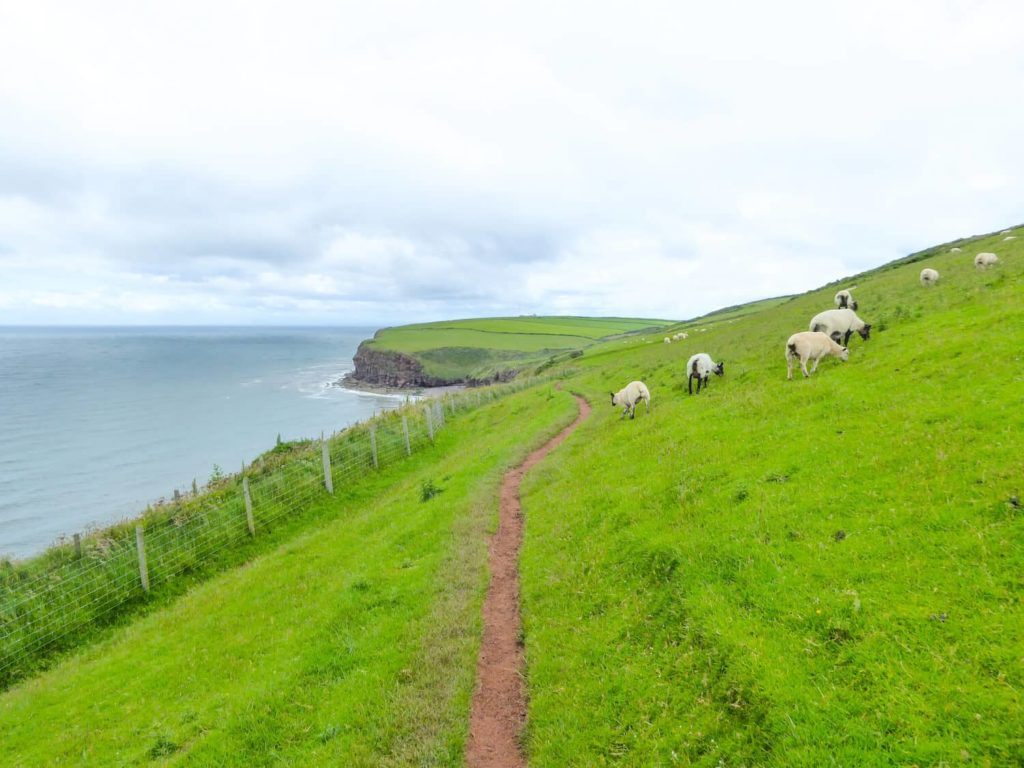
1;0;1022;324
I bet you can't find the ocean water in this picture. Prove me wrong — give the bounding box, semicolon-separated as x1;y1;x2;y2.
0;327;405;560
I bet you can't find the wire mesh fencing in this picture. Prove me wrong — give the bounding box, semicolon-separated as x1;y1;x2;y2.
0;373;560;685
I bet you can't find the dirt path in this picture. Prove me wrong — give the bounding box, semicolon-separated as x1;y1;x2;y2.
466;392;591;768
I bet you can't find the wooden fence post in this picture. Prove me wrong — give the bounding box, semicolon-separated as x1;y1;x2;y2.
73;533;82;559
449;397;456;415
135;524;150;593
425;406;434;442
370;426;379;469
402;415;411;456
243;477;255;536
321;433;334;495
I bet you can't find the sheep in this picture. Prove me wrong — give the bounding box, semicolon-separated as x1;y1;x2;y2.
974;252;999;269
786;332;849;380
686;353;724;394
949;247;962;253
664;337;671;344
678;332;689;339
809;308;872;347
610;381;651;419
834;289;858;311
1004;236;1017;241
920;268;940;286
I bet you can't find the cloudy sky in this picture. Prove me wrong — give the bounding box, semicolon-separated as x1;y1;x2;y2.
1;1;1022;325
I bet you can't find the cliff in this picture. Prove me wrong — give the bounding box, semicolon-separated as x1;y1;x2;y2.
351;342;521;388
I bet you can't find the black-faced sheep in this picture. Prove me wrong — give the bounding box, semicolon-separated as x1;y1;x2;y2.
834;289;858;311
809;308;872;347
687;353;724;395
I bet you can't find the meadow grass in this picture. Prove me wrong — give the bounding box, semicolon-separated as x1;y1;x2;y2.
2;229;1021;765
0;386;579;766
519;230;1023;765
364;315;671;380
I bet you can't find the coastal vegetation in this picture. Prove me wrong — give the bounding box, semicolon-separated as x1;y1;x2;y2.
351;315;670;387
1;226;1022;764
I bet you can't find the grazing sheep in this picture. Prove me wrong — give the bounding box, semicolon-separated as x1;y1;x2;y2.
664;337;671;344
610;381;651;419
679;332;689;339
975;252;1000;269
834;289;858;311
809;308;872;347
1004;236;1017;241
686;353;724;395
949;247;962;253
786;332;849;380
920;268;940;286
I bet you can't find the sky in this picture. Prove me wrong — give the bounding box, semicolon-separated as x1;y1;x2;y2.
1;0;1022;326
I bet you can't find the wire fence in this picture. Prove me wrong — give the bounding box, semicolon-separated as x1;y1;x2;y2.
0;375;557;687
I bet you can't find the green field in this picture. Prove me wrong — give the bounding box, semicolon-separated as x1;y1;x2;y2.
361;315;671;381
2;227;1022;765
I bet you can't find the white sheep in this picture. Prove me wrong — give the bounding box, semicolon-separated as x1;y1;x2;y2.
686;353;724;395
809;308;872;347
610;381;651;419
920;268;940;286
949;247;962;253
679;332;689;339
834;289;858;311
786;332;849;380
664;337;671;344
1004;236;1016;241
974;252;1000;269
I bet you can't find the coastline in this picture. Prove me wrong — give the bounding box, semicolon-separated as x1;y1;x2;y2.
334;373;467;399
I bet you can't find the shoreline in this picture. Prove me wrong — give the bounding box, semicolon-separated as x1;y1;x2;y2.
333;374;468;399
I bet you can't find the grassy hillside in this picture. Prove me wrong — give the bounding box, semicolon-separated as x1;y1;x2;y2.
361;315;671;381
520;229;1023;765
1;227;1021;766
0;387;579;766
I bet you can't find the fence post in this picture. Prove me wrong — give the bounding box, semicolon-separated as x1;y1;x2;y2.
135;524;150;593
435;399;445;428
321;433;334;495
73;533;82;559
402;415;411;456
449;397;456;416
425;406;434;442
243;477;255;536
370;426;379;469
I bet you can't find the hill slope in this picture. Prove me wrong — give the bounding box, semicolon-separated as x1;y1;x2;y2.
520;228;1023;765
351;315;670;387
1;227;1021;765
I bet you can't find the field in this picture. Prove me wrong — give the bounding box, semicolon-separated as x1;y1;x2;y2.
0;388;579;766
519;229;1024;765
361;315;671;381
1;227;1022;765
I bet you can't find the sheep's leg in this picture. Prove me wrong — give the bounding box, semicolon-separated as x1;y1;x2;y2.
688;375;694;395
787;356;794;380
630;403;636;420
801;356;810;377
810;354;820;373
844;330;852;346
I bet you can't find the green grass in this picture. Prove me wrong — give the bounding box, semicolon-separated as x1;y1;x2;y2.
363;315;671;380
0;386;579;766
519;228;1024;765
2;227;1022;765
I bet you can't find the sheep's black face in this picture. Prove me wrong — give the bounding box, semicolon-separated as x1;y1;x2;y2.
859;325;872;340
714;362;725;376
609;392;617;406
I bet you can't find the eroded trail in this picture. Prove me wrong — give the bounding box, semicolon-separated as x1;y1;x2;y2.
466;392;591;768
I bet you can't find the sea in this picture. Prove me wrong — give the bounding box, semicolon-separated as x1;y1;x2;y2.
0;326;406;560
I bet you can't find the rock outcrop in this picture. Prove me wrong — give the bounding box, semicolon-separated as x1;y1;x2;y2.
351;343;448;388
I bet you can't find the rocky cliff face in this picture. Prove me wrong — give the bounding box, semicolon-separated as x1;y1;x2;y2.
351;342;520;388
351;343;450;388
